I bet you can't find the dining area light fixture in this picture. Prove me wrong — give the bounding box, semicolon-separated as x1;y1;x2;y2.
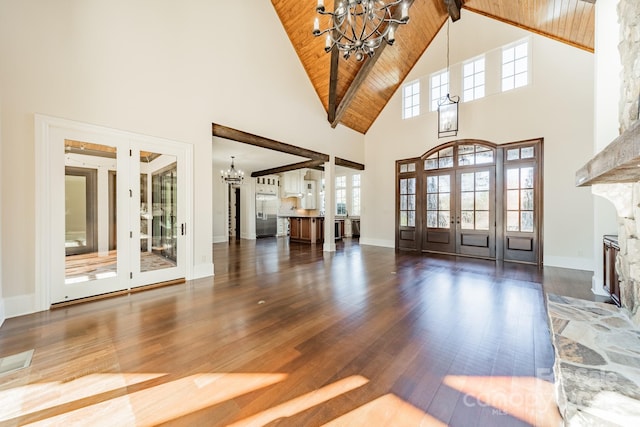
438;19;459;138
220;156;244;185
313;0;410;61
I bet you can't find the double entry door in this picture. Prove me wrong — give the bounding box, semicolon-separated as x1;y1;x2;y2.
423;167;496;258
49;124;187;304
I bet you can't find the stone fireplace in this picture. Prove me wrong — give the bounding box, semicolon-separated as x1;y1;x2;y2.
576;0;640;327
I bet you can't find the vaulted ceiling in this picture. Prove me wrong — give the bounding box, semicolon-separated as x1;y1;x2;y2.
271;0;595;135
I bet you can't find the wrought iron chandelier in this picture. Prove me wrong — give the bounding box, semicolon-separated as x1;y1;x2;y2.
220;156;244;185
313;0;410;61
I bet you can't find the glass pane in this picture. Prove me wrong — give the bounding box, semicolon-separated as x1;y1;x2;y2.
475;171;490;191
461;192;474;210
521;211;534;232
408;195;416;211
427;194;437;210
425;159;438;170
475;191;489;211
439;156;453;168
459;145;474;154
400;211;408;227
476;150;493;164
507;169;519;189
441;147;454;157
507;190;519;210
521;167;534;188
461;173;474;192
400;164;408;173
515;73;528;88
427;176;437;193
439;175;450;193
427;211;437;228
407;163;416;172
438;212;450;228
506;149;520;161
438;193;450;210
400;178;407;194
521;189;534;211
400;195;407;210
476;211;489;230
507;211;519;231
408;210;416;227
408;178;416;194
515;57;528;74
65;141;116;285
459;153;474;166
427;152;438;159
461;211;474;229
521;147;534;158
146;154;178;271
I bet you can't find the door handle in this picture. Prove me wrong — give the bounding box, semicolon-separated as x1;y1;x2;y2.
181;223;186;235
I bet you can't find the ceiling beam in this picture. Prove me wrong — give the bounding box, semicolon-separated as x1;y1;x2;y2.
444;0;462;22
327;47;340;124
251;160;325;177
330;0;415;129
335;157;365;170
212;123;329;162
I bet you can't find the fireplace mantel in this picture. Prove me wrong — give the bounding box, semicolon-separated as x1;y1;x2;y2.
576;119;640;186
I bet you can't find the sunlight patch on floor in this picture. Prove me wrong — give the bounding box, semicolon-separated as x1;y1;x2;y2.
323;393;447;427
443;375;561;427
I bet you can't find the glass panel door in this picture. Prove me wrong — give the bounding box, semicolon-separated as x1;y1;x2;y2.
131;144;185;287
423;171;455;252
456;167;496;258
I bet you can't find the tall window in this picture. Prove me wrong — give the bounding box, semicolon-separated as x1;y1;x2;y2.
352;174;361;216
402;80;420;119
463;56;485;102
336;176;347;215
430;70;449;112
502;40;529;92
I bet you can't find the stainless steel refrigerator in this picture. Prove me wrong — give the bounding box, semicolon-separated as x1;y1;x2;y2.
255;194;278;237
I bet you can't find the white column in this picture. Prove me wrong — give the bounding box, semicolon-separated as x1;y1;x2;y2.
323;156;336;252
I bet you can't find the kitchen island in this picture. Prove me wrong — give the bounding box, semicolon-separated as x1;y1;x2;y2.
280;216;345;244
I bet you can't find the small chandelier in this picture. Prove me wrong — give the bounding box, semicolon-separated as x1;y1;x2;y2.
438;19;459;138
313;0;410;61
220;156;244;185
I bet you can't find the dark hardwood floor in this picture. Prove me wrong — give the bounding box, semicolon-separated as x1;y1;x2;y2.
0;238;596;426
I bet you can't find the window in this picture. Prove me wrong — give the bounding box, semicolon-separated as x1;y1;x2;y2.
336;176;347;215
352;174;361;216
402;80;420;119
430;70;449;112
463;56;485;102
502;40;529;92
399;177;416;227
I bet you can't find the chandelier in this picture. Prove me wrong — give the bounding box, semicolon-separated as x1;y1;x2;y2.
220;156;244;185
313;0;410;61
438;19;459;138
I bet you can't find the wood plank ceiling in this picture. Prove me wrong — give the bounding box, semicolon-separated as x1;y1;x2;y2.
271;0;595;135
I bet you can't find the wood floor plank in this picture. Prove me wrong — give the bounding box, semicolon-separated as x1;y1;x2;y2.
0;238;599;426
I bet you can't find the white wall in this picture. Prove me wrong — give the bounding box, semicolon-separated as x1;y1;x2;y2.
363;11;596;270
0;1;363;316
0;97;4;327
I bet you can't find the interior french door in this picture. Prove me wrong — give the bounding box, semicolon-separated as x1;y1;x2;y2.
455;166;496;258
51;128;186;304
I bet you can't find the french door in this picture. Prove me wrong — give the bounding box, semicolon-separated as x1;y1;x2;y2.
423;167;495;258
47;124;187;304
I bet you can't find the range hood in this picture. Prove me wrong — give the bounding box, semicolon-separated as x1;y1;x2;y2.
576;119;640;186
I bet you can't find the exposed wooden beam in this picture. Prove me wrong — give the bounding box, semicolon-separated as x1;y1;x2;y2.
328;47;340;124
212;123;329;162
330;0;415;129
444;0;462;22
251;160;325;177
335;157;365;170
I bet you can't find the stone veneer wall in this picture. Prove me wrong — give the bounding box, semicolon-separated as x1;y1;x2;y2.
615;0;640;325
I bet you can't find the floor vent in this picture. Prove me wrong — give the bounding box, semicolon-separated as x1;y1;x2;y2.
0;349;34;376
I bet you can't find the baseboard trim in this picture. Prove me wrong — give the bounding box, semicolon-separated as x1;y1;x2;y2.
591;274;609;296
213;235;228;244
543;255;594;272
0;298;5;328
192;262;214;279
358;238;395;249
4;293;39;319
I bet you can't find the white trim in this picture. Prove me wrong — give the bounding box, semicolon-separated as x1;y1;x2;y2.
3;294;38;319
543;255;594;272
213;235;228;244
192;262;214;280
591;275;609;296
359;238;395;249
0;299;5;327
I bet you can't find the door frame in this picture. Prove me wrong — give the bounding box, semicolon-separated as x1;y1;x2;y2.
35;115;194;310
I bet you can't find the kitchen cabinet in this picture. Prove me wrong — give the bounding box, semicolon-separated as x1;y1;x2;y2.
289;217;323;243
282;170;303;197
301;180;317;209
255;175;279;196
